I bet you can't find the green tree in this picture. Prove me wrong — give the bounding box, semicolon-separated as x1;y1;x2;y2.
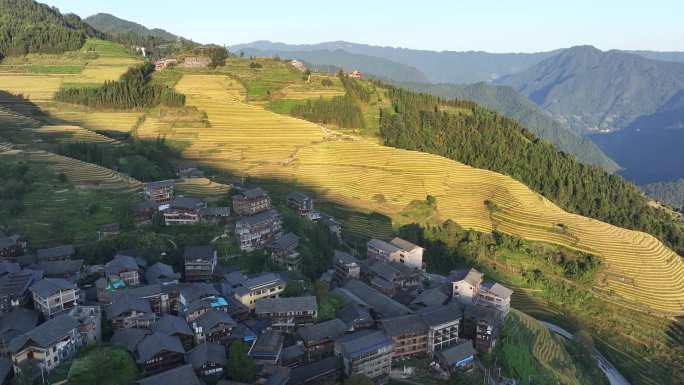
207;46;228;68
227;340;257;383
68;346;138;385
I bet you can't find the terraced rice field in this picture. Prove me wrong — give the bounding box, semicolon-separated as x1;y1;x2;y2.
175;178;232;202
32;125;121;145
147;74;684;315
0;74;64;102
275;75;345;99
504;309;591;385
19;149;141;192
40;103;142;133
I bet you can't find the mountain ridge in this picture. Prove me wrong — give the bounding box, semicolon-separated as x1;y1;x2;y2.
84;12;181;42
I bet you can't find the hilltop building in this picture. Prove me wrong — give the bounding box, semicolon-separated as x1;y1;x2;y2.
144;180;175;204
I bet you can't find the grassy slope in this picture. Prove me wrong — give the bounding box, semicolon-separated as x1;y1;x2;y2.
495;310;608;385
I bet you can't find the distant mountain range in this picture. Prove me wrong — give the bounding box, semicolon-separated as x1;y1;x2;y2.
84;13;180;42
495;45;684;133
235;47;429;83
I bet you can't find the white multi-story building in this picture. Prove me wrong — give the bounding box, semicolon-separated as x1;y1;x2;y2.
367;237;424;270
29;278;80;318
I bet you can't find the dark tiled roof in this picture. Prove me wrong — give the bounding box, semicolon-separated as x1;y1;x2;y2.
0;270;41;297
342;280;412;318
281;344;304;362
240;187;268;199
450;268;483;287
112;328;151;353
200;207;230;216
242;273;283;290
34;259;83;276
268;233;299;250
236;209;280;227
436;340;476;365
250;330;284;357
0;261;20;275
0;357;11;383
145;262;180;284
480;281;513;299
0;308;38;342
224;271;247;287
187;342;227;369
337;302;372;327
36;245;74;260
106;254;140;275
183;245;215;261
143;180;174;190
335;329;393;359
390;237;422;252
367;239;400;254
417;304;464;327
29;277;75;297
99;223;120;233
0;237;15;250
334;250;358;265
136;332;185;363
297;318;347;344
136;364;203;385
195;310;237;330
179;282;219;303
380;314;428;336
464;304;504;325
9;314;78;352
153;314;192;336
286;191;309;203
171;196;206;210
287;356;338;385
107;294;153;319
411;287;449;307
133;200;157;211
255;296;317;315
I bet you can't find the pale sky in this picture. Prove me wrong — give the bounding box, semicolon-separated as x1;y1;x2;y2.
44;0;683;53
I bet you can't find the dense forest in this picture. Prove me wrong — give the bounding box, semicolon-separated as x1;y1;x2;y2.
0;0;103;59
54;63;185;109
291;94;365;129
377;85;684;255
0;160;34;216
642;179;684;210
56;138;180;182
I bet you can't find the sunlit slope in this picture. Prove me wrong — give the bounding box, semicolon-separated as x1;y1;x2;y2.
165;74;684;315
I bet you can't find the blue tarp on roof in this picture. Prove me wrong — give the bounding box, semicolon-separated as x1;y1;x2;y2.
211;297;229;308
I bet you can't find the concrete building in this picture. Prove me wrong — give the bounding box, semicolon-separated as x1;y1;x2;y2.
333;250;360;282
334;329;393;382
233;273;286;310
235;209;283;252
380;314;429;359
417;304;463;354
268;233;301;271
450;268;484;305
29;278;80;318
68;305;102;345
183;245;217;282
144;180;175;204
255;296;317;331
476;281;513;315
9;314;82;374
366;237;424;269
232;187;271;216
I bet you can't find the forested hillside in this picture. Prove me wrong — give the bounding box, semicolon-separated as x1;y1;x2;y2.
642;179;684;210
400;81;618;171
85;13;179;41
376;83;684;255
54;63;185;109
0;0;103;59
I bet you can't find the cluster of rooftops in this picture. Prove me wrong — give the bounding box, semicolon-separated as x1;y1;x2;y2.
0;181;514;385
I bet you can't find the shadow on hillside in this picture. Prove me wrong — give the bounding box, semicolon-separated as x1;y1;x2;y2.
0;90;49;120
